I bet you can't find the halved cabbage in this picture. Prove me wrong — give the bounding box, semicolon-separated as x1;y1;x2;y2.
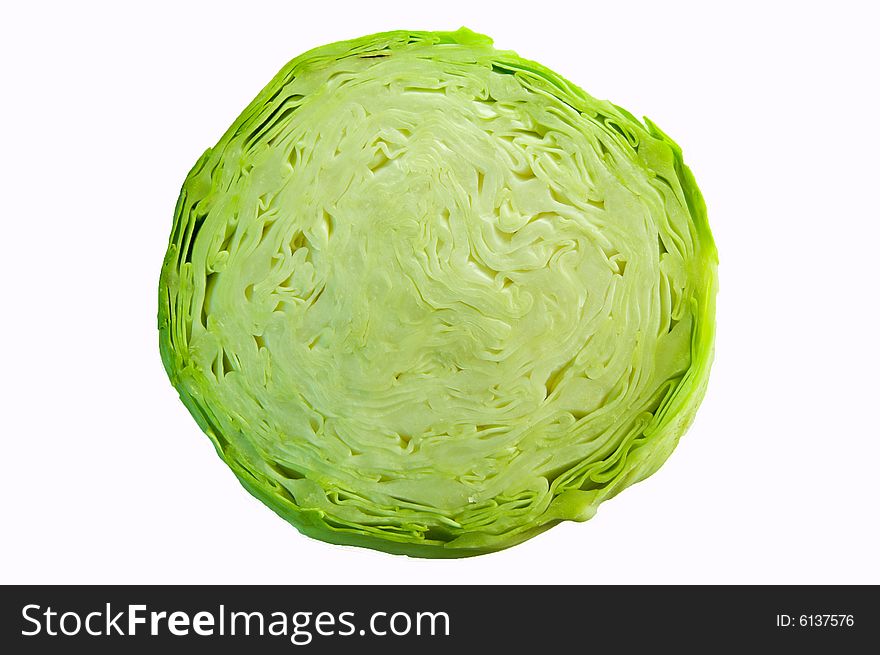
159;28;717;557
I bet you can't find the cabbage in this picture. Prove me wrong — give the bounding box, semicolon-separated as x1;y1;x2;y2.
158;28;717;557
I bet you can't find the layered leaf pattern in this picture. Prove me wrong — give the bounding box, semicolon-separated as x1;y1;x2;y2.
159;28;718;557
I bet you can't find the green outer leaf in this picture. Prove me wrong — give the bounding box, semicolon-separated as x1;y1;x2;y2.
158;28;718;557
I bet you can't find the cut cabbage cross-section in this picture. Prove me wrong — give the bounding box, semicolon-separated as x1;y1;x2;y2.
158;28;718;557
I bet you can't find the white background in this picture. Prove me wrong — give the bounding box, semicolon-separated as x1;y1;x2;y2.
2;0;878;585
